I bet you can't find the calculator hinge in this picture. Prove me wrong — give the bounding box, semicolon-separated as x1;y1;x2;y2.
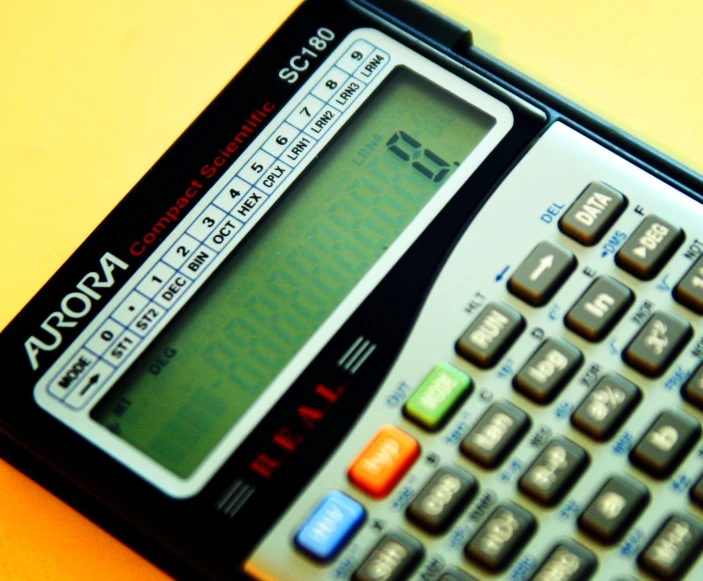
352;0;472;54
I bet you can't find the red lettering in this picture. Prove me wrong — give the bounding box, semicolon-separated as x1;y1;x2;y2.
200;164;216;179
314;384;343;404
272;426;303;452
249;453;281;479
130;241;145;256
297;405;324;431
130;103;270;260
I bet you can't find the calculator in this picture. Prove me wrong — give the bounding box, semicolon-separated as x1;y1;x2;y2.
3;0;703;580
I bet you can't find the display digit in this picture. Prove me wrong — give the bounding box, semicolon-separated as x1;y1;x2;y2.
386;130;421;162
387;130;451;182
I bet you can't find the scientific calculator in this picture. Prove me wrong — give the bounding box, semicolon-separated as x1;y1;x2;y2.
3;0;703;579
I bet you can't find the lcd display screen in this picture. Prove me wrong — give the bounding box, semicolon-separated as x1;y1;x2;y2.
92;68;496;477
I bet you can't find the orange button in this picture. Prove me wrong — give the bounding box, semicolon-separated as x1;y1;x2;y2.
348;425;420;499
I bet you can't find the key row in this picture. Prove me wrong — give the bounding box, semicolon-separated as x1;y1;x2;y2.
510;230;703;317
458;297;693;380
455;298;703;414
557;181;688;281
353;398;701;507
296;474;703;579
401;364;703;486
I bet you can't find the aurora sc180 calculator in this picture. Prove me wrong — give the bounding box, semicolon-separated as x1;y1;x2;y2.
3;1;703;579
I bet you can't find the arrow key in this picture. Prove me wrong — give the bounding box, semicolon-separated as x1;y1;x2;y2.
508;241;577;306
65;360;114;410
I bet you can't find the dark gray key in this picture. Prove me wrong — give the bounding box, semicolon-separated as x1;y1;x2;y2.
464;502;536;572
438;568;476;581
578;474;649;544
629;409;701;478
456;302;525;368
622;311;692;378
682;360;703;410
674;254;703;314
615;215;684;280
518;437;588;506
406;465;477;534
690;472;703;508
508;241;577;306
352;530;423;581
559;182;627;246
564;276;633;341
513;338;583;403
529;540;597;581
571;374;641;441
460;401;530;468
638;513;703;580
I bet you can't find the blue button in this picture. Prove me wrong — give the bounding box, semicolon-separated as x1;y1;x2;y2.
295;491;365;562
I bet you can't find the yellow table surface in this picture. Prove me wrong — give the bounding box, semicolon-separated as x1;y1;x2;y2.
1;0;702;578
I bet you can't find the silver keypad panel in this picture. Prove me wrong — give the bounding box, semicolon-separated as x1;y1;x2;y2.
245;122;703;580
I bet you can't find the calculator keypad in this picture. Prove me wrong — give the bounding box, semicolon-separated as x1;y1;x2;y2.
455;302;525;368
513;338;583;403
352;530;424;581
518;437;588;506
460;401;530;468
578;475;650;544
564;276;634;341
464;502;536;571
615;215;684;280
508;241;577;306
690;472;703;507
406;465;477;534
531;540;597;581
682;360;703;410
638;513;703;580
248;123;703;581
348;426;420;498
570;374;641;440
402;364;472;431
559;181;627;246
673;254;703;313
436;569;476;581
295;491;365;562
622;311;692;377
629;409;701;478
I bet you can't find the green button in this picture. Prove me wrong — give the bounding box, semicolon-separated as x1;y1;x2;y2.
403;363;472;430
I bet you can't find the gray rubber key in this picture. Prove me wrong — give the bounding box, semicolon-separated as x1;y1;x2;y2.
456;302;525;368
638;513;703;580
673;253;703;313
615;215;684;280
513;337;583;403
622;311;692;377
629;409;700;478
508;240;577;306
564;276;633;341
559;181;627;246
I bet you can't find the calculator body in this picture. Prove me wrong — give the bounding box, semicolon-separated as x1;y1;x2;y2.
2;1;703;580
